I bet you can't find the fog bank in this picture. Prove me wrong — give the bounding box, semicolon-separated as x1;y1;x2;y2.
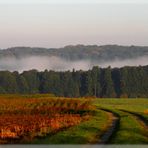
0;56;147;72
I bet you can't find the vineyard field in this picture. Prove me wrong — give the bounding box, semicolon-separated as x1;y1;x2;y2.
0;95;93;144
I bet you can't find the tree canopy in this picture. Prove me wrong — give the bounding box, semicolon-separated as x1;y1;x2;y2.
0;65;148;98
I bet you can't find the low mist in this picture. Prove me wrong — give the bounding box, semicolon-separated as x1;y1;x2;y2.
0;56;148;72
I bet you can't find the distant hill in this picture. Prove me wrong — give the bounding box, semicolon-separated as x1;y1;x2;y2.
0;45;148;60
0;45;148;71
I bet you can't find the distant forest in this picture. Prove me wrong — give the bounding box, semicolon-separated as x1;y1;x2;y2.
0;65;148;98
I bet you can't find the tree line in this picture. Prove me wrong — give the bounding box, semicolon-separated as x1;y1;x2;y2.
0;65;148;98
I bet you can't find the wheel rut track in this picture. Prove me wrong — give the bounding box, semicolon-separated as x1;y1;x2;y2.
119;109;148;135
98;108;148;144
98;108;120;144
120;109;148;126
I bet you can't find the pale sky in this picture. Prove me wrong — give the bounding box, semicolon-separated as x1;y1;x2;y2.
0;0;148;48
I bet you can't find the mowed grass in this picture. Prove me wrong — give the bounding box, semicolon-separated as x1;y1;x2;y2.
94;98;148;113
95;98;148;124
94;98;148;144
108;109;148;144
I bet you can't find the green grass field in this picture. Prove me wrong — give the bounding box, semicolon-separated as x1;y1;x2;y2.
94;99;148;144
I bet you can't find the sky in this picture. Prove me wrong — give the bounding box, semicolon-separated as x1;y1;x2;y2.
0;0;148;48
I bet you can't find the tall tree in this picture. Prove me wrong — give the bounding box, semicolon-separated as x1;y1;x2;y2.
0;71;18;93
120;67;129;98
91;66;101;97
22;70;40;93
80;71;93;97
103;67;116;98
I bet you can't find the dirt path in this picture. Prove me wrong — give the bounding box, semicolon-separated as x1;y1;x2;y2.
99;109;148;144
98;108;120;144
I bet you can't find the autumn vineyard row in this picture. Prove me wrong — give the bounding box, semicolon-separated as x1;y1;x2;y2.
0;97;93;144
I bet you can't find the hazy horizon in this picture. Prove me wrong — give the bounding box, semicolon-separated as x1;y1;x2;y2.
0;0;148;48
1;44;148;50
1;44;99;50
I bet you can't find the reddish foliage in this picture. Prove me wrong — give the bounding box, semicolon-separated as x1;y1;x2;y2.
0;98;91;143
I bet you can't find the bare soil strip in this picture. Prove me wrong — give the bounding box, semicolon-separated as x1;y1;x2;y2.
98;108;120;144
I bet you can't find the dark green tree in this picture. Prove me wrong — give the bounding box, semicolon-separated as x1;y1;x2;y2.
0;71;18;93
22;70;40;93
91;66;101;97
103;67;116;98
